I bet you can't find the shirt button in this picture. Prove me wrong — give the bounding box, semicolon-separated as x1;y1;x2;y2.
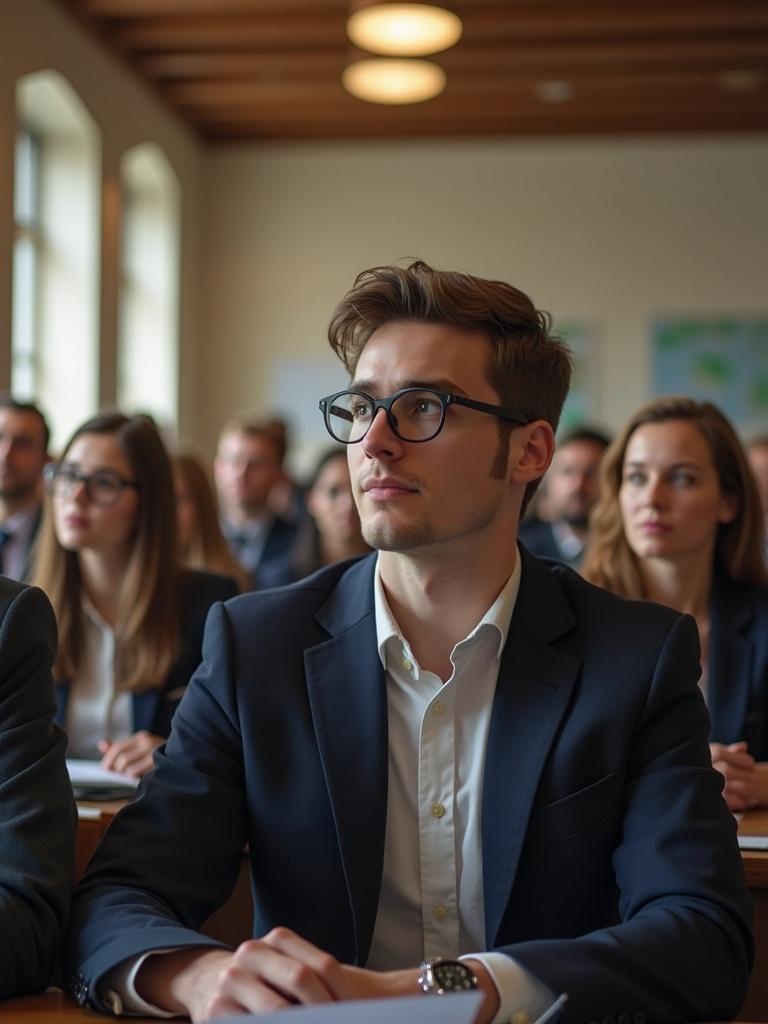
512;1012;531;1024
431;802;445;819
434;904;447;920
402;657;412;670
433;701;445;716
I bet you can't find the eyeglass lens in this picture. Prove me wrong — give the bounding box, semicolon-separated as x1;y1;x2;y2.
50;467;126;505
327;390;445;443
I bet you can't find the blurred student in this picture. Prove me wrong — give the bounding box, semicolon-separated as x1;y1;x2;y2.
519;426;609;568
290;447;370;579
173;452;250;592
0;395;51;580
746;434;768;539
0;575;75;997
33;412;238;777
583;396;768;811
214;418;298;589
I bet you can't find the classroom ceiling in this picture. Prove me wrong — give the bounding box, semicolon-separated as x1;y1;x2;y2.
57;0;768;142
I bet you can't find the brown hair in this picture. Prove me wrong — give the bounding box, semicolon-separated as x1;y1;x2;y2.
218;417;286;466
327;261;572;508
33;412;182;692
582;396;768;597
173;451;249;591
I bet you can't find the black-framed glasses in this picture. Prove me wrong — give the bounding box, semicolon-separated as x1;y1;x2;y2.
319;387;530;444
43;463;139;507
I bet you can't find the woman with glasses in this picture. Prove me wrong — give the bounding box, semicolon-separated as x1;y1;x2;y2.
286;447;370;581
32;412;238;777
582;396;768;811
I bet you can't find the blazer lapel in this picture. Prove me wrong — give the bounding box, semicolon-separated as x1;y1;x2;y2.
483;551;581;945
304;557;388;965
708;577;754;744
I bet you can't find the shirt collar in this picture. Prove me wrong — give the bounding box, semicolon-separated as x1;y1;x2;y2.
1;502;40;540
373;550;522;671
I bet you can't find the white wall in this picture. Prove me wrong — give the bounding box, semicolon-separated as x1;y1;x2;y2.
202;138;768;467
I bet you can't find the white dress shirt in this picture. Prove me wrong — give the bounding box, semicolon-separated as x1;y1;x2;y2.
65;600;132;759
368;556;552;1024
107;552;553;1022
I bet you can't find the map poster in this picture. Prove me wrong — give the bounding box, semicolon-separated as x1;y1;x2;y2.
653;317;768;435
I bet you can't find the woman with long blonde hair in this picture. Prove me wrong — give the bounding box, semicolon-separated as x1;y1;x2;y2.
583;396;768;810
33;412;238;776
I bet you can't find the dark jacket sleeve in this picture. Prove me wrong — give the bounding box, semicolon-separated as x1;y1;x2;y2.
0;582;77;997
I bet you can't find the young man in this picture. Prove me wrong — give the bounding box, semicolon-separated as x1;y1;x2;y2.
0;575;75;996
67;263;751;1023
0;396;50;580
519;427;610;569
214;419;298;589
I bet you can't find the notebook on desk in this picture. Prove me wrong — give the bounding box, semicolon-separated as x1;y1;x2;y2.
67;758;139;801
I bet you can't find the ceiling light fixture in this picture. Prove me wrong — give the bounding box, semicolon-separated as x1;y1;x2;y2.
347;2;462;57
343;57;447;104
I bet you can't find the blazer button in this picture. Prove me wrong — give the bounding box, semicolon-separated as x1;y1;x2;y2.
634;1014;646;1024
618;1015;632;1024
602;1017;615;1024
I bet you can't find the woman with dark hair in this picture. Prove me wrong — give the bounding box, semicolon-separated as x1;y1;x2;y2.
289;447;370;580
33;412;238;777
172;451;250;592
582;395;768;810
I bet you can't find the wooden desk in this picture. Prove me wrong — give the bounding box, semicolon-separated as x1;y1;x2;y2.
737;811;768;1022
0;991;153;1022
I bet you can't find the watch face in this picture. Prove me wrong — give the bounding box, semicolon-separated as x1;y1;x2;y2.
433;960;477;992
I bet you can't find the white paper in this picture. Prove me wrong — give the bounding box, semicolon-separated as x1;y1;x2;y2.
215;992;483;1024
737;835;768;850
67;758;139;791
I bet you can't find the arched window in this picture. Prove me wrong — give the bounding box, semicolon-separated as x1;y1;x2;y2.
13;70;100;450
118;142;181;433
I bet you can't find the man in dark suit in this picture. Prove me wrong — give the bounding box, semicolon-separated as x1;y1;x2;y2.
0;395;50;581
214;417;298;589
519;427;610;569
0;576;75;996
68;262;751;1023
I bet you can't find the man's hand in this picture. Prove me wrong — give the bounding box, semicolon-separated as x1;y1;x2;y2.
710;741;759;812
98;731;164;777
135;929;500;1023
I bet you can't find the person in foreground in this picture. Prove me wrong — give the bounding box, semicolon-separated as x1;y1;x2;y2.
582;396;768;811
0;575;75;997
67;263;752;1023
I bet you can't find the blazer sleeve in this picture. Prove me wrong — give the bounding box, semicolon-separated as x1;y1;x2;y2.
498;612;753;1023
0;584;77;997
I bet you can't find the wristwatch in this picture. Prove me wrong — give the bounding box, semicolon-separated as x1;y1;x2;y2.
418;957;478;994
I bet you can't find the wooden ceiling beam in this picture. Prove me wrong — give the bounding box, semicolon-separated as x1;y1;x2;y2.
110;6;768;52
198;111;768;140
73;0;341;13
180;96;768;126
162;70;766;109
138;37;768;82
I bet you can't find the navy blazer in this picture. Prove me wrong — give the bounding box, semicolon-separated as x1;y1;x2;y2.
0;578;76;996
707;572;768;759
55;568;238;740
67;551;751;1022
